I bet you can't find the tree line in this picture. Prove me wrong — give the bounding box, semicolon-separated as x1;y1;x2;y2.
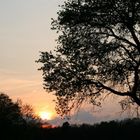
0;92;43;128
1;92;140;140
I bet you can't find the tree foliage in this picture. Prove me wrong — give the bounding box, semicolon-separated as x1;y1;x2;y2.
37;0;140;116
18;100;42;127
0;93;42;127
0;93;24;126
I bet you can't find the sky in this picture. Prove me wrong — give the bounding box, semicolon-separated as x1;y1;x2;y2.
0;0;63;119
0;0;129;125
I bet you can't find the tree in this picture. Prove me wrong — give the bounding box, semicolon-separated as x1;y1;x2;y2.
37;0;140;116
0;93;24;126
18;100;42;127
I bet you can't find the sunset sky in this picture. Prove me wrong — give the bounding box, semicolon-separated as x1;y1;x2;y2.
0;0;128;125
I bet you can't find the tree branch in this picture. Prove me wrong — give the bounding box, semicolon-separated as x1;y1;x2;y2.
98;82;130;96
128;26;140;53
121;45;138;65
130;94;140;106
87;80;130;97
132;65;140;94
106;27;137;48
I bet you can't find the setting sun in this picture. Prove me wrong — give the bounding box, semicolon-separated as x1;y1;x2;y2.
39;111;52;120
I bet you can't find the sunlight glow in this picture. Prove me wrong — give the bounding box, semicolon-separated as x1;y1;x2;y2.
39;111;52;120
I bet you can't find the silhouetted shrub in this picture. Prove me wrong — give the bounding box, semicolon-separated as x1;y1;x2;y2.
0;93;24;127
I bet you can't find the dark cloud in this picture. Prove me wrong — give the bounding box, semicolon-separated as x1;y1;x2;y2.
48;100;130;126
48;108;126;126
48;109;96;126
70;109;97;124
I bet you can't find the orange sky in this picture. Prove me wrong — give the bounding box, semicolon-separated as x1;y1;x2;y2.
0;0;65;120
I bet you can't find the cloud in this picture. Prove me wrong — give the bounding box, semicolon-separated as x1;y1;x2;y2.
70;109;96;124
48;109;107;126
48;102;128;126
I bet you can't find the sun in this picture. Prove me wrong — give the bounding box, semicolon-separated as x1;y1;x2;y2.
39;111;52;120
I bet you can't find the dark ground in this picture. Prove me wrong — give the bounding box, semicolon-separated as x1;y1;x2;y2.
1;118;140;140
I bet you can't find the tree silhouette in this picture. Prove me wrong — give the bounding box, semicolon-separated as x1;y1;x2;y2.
37;0;140;116
0;93;24;126
18;100;42;127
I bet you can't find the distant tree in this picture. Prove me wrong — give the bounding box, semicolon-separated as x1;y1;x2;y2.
18;100;42;127
37;0;140;116
0;93;23;126
62;121;70;128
